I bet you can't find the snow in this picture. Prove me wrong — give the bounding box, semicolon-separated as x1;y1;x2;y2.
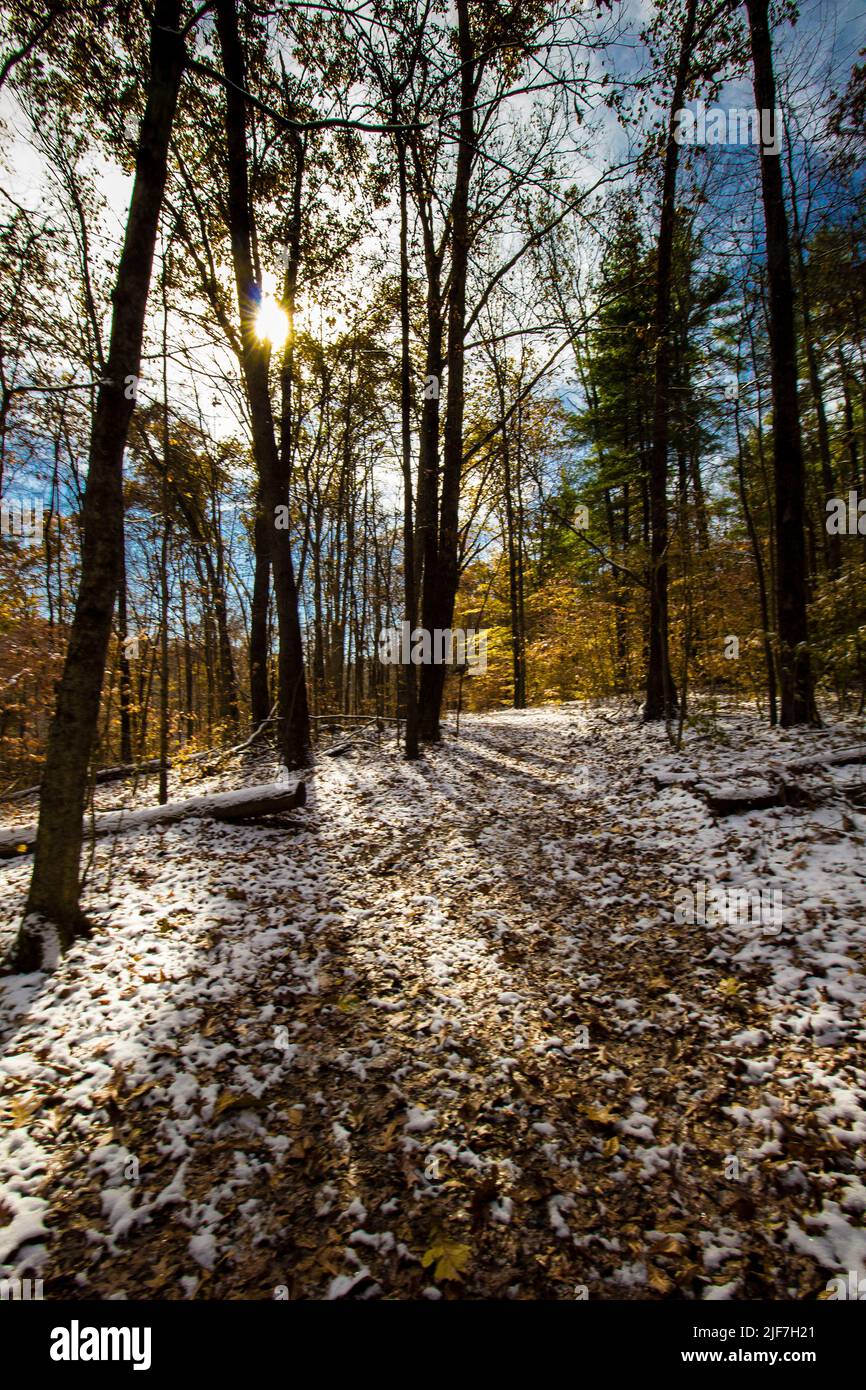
189;1232;218;1271
1;701;865;1298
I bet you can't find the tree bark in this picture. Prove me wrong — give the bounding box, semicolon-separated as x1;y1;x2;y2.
397;134;420;758
494;354;526;707
411;146;445;648
745;0;817;725
418;0;474;741
644;0;697;721
15;0;186;968
249;493;271;727
216;0;311;767
734;394;778;725
117;518;134;764
787;159;841;576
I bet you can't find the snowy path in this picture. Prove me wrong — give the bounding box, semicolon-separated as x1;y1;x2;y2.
1;704;866;1299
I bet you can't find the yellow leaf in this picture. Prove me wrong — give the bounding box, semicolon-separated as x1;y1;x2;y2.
214;1090;264;1119
602;1136;620;1157
717;977;744;997
584;1104;617;1125
125;1080;158;1104
421;1238;471;1282
9;1096;41;1124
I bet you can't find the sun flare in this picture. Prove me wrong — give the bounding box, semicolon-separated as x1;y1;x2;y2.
255;295;289;348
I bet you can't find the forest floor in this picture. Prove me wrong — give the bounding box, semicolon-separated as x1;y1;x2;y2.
1;701;866;1301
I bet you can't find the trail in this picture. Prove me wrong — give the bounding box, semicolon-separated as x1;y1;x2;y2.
1;705;865;1299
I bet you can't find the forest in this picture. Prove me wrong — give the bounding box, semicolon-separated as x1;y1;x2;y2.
0;0;865;1325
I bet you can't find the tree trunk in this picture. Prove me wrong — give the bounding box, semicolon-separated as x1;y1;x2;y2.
644;0;696;721
397;135;420;758
179;561;195;742
745;0;817;725
412;147;445;651
117;521;134;765
418;0;474;741
735;397;778;725
494;355;525;707
249;493;271;727
15;0;186;968
158;524;170;804
159;260;171;804
216;0;311;767
787;169;841;576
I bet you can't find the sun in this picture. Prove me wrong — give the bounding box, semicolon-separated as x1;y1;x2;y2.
255;295;290;348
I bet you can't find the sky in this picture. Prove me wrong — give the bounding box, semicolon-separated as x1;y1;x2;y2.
0;0;863;513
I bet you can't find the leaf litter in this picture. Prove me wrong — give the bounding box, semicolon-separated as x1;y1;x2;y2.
0;702;865;1299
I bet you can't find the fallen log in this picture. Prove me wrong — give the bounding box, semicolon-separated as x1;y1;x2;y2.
785;745;866;774
693;776;829;816
696;779;786;815
1;710;280;804
4;758;166;804
0;780;306;858
323;742;354;757
652;771;698;791
652;752;860;813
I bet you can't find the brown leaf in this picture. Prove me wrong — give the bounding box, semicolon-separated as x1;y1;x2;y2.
213;1090;266;1120
647;1264;674;1294
470;1169;500;1230
650;1235;685;1256
584;1104;618;1126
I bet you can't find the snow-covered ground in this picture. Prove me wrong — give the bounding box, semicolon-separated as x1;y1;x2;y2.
1;702;865;1299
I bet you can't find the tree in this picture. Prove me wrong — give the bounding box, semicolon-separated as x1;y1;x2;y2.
214;0;311;769
643;0;701;721
745;0;817;724
12;0;187;968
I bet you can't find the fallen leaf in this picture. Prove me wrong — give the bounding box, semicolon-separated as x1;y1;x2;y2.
717;977;744;997
421;1237;471;1282
650;1235;685;1256
8;1096;41;1125
647;1265;674;1294
214;1090;266;1120
584;1104;617;1126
